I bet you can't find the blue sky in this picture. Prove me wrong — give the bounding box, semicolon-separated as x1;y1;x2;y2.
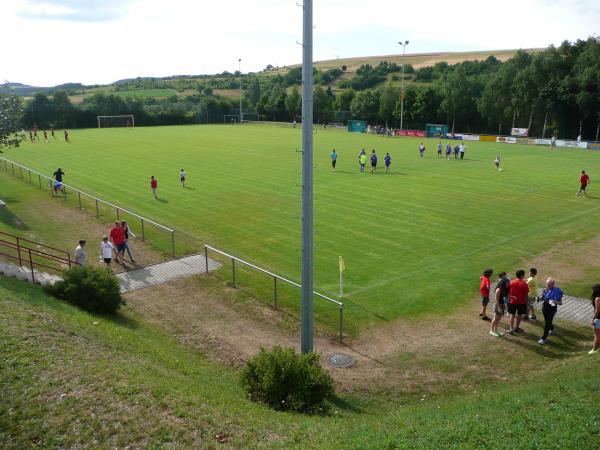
1;0;598;86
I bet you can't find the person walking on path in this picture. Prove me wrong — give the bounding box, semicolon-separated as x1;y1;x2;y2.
121;220;136;262
330;149;337;172
479;268;493;321
525;268;539;320
109;221;126;264
537;277;563;345
507;269;529;334
100;236;114;267
74;240;86;266
150;176;158;199
590;284;600;354
576;170;590;196
370;150;378;173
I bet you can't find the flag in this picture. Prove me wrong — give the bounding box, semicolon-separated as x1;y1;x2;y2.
339;256;345;272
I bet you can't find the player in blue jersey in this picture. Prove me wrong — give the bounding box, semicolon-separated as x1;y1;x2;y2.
330;149;337;171
384;152;391;173
370;150;378;173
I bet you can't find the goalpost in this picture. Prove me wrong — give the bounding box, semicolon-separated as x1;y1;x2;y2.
97;115;135;128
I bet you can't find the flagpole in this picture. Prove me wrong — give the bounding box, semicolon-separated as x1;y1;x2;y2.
340;270;343;297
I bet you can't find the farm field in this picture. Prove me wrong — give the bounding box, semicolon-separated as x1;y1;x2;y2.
3;124;600;331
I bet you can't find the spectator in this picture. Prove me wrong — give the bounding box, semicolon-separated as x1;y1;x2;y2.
100;236;114;267
496;271;511;317
590;284;600;354
479;268;493;321
507;269;529;334
150;176;158;199
74;240;86;265
490;276;506;337
525;268;539;320
121;220;136;263
109;221;125;264
537;277;563;345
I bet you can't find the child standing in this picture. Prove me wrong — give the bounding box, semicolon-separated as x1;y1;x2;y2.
480;269;493;321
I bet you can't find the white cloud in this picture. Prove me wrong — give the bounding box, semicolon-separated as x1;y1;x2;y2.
0;0;598;86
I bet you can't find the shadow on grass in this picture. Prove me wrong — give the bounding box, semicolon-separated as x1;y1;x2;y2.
0;206;30;231
156;198;169;203
329;395;363;413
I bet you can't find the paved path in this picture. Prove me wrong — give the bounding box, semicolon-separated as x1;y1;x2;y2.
555;294;593;325
116;254;220;293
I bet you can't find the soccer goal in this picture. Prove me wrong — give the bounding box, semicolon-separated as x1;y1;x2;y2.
97;115;135;128
224;114;240;124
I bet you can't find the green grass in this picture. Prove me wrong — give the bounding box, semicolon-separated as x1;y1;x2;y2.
111;88;179;98
3;125;600;332
1;278;599;448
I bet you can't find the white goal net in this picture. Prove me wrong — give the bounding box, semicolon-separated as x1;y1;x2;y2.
97;115;135;128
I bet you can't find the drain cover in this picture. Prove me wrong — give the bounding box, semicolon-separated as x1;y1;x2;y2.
328;353;356;368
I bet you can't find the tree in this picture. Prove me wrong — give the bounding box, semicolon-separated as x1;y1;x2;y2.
0;94;23;151
378;84;399;125
285;86;301;120
246;77;262;106
350;89;380;123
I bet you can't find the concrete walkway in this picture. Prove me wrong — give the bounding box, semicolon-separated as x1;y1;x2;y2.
555;294;593;325
116;254;220;293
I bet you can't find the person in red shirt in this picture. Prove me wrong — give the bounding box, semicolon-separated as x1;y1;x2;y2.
508;269;529;334
479;268;493;321
150;176;158;199
576;170;590;197
109;221;126;264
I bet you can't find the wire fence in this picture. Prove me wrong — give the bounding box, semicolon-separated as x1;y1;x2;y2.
204;244;344;341
0;156;200;258
1;156;346;339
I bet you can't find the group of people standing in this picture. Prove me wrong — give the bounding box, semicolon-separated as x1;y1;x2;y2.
73;221;136;269
22;127;69;143
432;142;466;159
479;268;600;353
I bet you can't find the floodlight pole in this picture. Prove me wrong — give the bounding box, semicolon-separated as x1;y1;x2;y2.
398;40;409;132
238;58;243;123
300;0;314;354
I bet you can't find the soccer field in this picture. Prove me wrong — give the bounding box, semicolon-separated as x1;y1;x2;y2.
4;124;600;330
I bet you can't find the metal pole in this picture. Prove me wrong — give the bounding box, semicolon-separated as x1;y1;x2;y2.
116;208;120;221
28;170;31;184
171;231;175;257
28;249;35;283
78;191;82;209
141;218;145;240
19;166;23;178
274;276;278;307
300;0;314;354
95;199;99;217
38;174;41;189
239;58;243;123
232;258;236;287
204;246;209;274
339;305;343;342
16;237;22;266
399;41;409;132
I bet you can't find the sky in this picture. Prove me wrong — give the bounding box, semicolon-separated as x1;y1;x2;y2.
0;0;599;86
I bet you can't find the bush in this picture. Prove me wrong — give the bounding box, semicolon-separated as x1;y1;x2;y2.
45;266;124;315
240;345;334;413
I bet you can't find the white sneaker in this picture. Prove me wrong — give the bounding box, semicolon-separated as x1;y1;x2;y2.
538;338;546;345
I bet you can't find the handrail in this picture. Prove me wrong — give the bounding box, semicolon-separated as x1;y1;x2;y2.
0;156;173;232
204;244;345;341
0;231;70;260
204;244;342;307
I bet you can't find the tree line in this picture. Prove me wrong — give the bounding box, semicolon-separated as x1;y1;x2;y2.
12;37;600;139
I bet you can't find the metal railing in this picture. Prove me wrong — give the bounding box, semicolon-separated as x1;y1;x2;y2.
204;244;344;341
0;231;72;283
0;156;177;256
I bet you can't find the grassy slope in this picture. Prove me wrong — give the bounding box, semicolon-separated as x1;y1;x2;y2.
3;125;600;331
1;278;598;449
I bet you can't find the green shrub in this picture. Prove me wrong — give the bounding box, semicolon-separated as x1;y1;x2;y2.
45;266;124;315
240;345;334;413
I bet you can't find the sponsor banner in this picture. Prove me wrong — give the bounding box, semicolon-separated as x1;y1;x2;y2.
479;135;497;142
398;130;426;137
516;138;531;145
535;139;552;145
511;127;529;137
496;136;517;144
588;142;600;150
461;134;480;141
555;140;588;149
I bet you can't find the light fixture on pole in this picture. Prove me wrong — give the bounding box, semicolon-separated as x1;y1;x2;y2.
398;40;409;132
238;58;243;123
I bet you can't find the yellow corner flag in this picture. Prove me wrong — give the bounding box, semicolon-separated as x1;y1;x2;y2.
339;256;345;272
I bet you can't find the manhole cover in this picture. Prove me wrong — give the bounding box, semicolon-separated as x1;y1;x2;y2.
328;353;356;368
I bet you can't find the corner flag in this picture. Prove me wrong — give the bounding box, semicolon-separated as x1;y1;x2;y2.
339;256;345;297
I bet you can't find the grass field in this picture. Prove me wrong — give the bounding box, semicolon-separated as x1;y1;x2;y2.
3;124;600;332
